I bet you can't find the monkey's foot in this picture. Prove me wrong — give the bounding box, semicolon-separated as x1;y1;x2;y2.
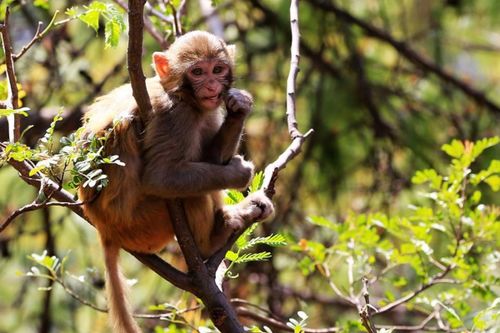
241;190;275;223
224;191;274;230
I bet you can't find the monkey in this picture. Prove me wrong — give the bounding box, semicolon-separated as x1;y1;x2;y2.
78;31;274;333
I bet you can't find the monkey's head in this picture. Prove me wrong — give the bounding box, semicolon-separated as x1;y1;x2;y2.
153;31;236;111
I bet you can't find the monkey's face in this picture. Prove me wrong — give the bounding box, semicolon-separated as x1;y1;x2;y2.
186;60;231;111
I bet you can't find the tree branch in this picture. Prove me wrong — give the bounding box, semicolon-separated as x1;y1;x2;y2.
262;0;313;198
236;306;340;333
13;11;61;61
1;200;83;233
0;7;21;142
127;0;154;127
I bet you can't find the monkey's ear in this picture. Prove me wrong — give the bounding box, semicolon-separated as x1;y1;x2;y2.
153;52;169;79
226;44;236;63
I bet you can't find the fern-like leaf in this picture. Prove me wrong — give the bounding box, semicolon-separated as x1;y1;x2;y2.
235;252;272;263
241;234;287;251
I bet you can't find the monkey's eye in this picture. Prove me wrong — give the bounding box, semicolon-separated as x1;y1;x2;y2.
191;68;203;76
213;66;224;74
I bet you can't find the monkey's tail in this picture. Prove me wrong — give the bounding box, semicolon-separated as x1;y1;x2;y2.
102;241;143;333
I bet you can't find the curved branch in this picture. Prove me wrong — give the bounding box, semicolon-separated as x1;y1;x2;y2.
262;0;314;198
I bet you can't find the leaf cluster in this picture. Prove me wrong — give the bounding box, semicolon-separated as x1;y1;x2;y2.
294;137;500;331
66;1;125;48
1;111;124;193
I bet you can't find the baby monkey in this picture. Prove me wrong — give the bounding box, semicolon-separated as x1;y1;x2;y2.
78;31;274;333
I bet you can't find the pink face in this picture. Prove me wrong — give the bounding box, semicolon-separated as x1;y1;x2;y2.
186;60;231;111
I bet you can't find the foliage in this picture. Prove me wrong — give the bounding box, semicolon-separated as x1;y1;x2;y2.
1;111;124;192
294;137;500;331
225;172;287;277
66;1;126;48
25;250;106;310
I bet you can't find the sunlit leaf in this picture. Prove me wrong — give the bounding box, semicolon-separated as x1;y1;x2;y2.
441;140;464;158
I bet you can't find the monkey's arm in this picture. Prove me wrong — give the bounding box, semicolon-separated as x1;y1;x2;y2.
141;156;253;198
203;89;253;164
203;116;244;164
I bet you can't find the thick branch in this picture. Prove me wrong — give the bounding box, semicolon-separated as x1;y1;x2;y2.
127;0;153;125
307;0;500;115
165;199;245;332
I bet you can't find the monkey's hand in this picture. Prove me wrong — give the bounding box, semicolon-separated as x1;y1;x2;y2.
225;155;254;189
224;190;275;230
243;191;275;222
224;88;253;118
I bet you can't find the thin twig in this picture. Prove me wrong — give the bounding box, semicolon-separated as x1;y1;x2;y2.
286;0;302;140
359;277;377;333
168;3;182;37
236;307;340;333
0;7;21;141
376;310;437;331
114;0;169;49
375;266;454;314
322;264;356;306
261;0;313;198
145;1;174;24
1;200;83;233
13;11;60;61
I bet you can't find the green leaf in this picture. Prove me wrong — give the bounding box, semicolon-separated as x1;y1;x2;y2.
88;1;107;11
235;252;272;263
105;20;121;48
442;140;464;158
80;10;100;31
225;190;245;204
241;234;287;251
0;107;30;118
411;169;442;189
33;0;49;9
3;142;33;162
65;7;78;18
249;171;264;192
471;137;499;159
484;175;500;191
225;250;238;262
235;222;258;249
307;215;337;231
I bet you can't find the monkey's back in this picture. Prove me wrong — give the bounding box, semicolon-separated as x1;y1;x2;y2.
79;79;175;252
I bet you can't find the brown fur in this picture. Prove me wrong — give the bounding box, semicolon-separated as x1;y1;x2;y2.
78;31;273;333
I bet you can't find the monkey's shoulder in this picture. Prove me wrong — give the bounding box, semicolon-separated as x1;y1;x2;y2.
82;78;173;135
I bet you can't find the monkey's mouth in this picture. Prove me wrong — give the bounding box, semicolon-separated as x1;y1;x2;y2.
204;94;221;101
